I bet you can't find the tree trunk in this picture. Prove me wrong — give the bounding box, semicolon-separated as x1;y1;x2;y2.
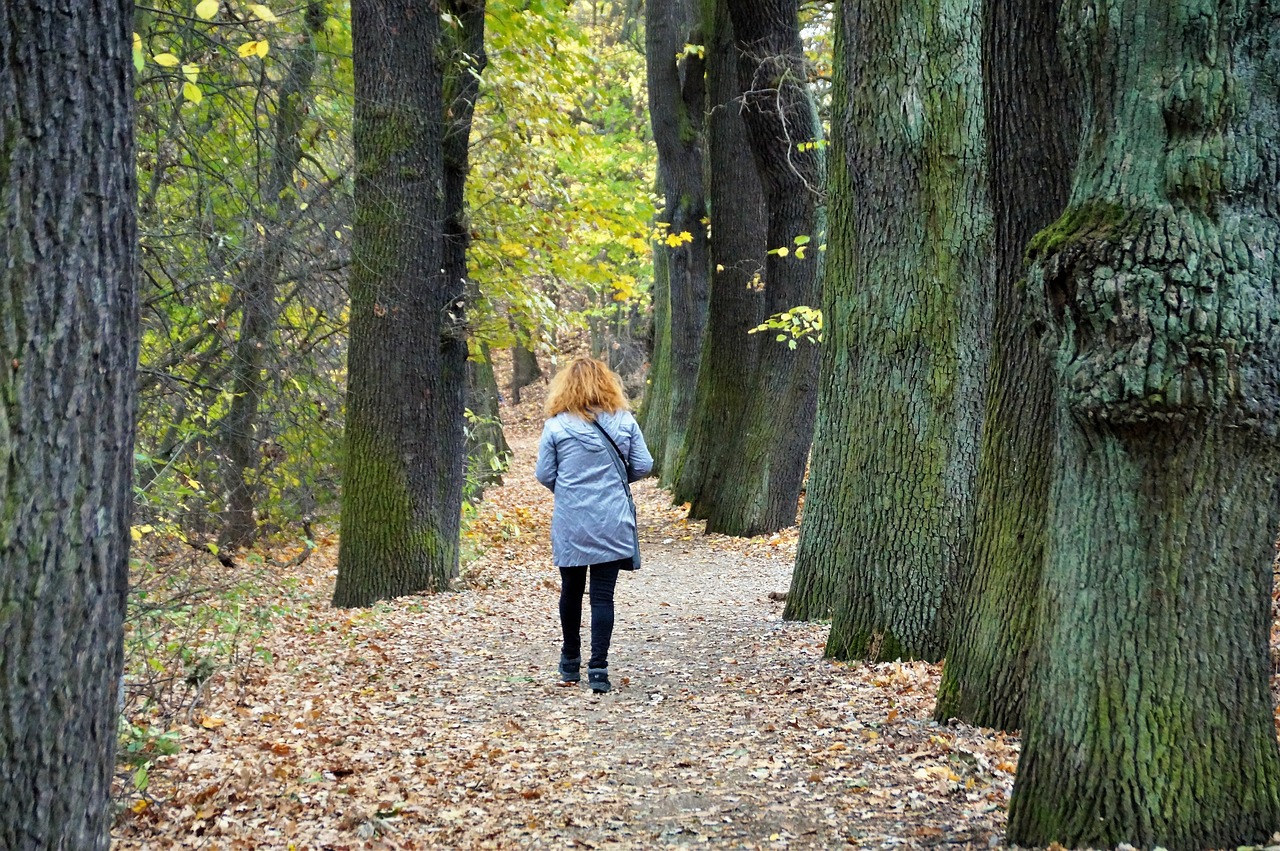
510;340;542;405
707;0;823;536
931;0;1078;729
640;0;709;484
220;2;326;549
1007;1;1280;845
442;0;495;504
789;0;991;653
640;243;675;463
672;0;769;522
335;0;466;607
465;347;510;502
0;1;137;847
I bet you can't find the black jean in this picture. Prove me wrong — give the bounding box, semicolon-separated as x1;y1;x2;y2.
559;559;626;669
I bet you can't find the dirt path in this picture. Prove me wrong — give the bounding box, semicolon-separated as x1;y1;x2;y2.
114;427;1016;850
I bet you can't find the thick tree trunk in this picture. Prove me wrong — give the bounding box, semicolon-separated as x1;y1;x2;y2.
640;0;709;484
672;0;769;521
0;1;137;847
1007;2;1280;844
705;0;823;536
789;0;991;652
335;0;465;607
932;0;1078;729
220;2;326;549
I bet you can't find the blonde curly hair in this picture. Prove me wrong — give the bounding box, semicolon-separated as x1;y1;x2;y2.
544;356;630;420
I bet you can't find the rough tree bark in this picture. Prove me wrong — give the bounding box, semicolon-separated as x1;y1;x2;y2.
0;1;138;847
1007;1;1280;846
640;0;709;483
672;0;769;521
931;0;1079;729
788;0;991;651
220;2;326;548
334;0;466;606
716;0;824;534
440;0;504;503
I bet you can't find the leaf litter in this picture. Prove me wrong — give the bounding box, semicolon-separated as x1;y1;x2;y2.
112;386;1031;850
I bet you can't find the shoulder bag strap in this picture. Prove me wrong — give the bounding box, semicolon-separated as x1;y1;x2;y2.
590;419;633;493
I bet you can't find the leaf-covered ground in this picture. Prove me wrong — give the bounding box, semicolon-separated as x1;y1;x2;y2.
121;371;1280;851
114;384;1018;849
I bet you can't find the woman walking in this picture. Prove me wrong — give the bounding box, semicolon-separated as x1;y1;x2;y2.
535;357;653;693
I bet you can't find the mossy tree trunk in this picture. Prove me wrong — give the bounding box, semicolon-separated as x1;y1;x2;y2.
672;0;769;522
0;1;138;846
220;2;326;549
335;0;466;607
1007;1;1280;845
932;0;1078;729
705;0;824;535
640;0;709;485
788;0;991;650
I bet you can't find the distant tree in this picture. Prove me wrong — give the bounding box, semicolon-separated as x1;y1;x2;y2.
1007;1;1280;845
674;0;823;537
0;0;138;847
931;0;1078;730
510;337;542;404
132;1;352;541
722;0;824;529
639;0;709;482
334;0;467;606
465;346;511;501
789;0;990;650
672;0;769;528
220;2;329;548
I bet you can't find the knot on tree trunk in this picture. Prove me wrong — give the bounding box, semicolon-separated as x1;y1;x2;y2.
1025;204;1280;433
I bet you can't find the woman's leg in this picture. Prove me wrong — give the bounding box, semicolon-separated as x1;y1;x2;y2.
559;566;588;660
586;560;624;669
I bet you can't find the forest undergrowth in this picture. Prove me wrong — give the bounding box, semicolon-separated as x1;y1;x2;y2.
111;379;1280;850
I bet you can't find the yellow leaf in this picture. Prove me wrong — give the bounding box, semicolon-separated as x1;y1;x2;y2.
182;63;200;83
248;4;278;22
130;799;149;814
182;82;203;104
153;52;180;67
199;715;226;729
237;41;259;57
132;32;141;51
195;0;218;20
256;39;270;57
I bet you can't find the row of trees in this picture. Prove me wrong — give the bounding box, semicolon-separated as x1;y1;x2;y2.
3;1;655;847
5;0;1278;846
640;0;1280;846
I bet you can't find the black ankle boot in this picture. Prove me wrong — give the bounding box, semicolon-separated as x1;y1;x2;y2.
558;654;580;683
587;666;610;693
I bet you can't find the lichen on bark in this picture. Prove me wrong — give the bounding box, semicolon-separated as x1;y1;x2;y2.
1008;0;1280;845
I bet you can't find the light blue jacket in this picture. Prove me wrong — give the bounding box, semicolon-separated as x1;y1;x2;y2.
535;410;654;567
